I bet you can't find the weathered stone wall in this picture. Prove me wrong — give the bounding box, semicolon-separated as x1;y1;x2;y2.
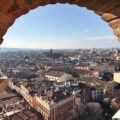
0;79;9;94
0;0;120;43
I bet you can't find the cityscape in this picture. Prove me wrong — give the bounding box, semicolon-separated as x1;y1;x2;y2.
0;48;120;120
0;0;120;120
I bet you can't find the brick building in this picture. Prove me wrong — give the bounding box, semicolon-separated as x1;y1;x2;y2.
9;81;75;120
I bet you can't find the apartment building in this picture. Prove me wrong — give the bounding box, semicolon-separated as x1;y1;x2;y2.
91;81;115;101
114;72;120;83
91;86;104;101
9;81;75;120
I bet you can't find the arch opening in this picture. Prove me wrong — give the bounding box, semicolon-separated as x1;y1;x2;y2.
2;4;119;49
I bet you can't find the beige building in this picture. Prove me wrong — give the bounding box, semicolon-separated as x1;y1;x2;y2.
116;56;120;61
45;71;72;82
112;109;120;120
114;72;120;83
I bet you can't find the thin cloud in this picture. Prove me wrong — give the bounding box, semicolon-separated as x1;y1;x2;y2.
82;35;117;41
83;29;89;32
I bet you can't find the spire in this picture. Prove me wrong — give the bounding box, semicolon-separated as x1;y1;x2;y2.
62;50;64;65
62;50;64;59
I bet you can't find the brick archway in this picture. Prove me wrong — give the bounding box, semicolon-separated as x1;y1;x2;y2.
0;0;120;44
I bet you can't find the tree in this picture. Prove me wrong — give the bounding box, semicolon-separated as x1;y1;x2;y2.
87;102;103;115
103;98;110;107
72;102;105;120
102;99;117;120
76;103;87;116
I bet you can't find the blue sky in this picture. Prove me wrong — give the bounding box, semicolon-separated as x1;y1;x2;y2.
2;4;120;49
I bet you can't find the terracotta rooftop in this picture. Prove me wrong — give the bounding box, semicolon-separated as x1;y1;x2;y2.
9;108;44;120
112;98;120;105
45;71;64;77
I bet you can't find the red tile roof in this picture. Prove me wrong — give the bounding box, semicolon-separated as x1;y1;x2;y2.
112;98;120;105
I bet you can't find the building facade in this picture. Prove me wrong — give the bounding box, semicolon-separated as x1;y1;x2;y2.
114;72;120;83
9;81;75;120
45;71;72;82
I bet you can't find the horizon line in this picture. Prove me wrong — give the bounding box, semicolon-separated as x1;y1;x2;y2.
1;47;120;50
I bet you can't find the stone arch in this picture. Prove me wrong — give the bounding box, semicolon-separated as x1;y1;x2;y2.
0;0;120;44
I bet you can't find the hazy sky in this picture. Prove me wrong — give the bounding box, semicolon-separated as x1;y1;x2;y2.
2;4;120;49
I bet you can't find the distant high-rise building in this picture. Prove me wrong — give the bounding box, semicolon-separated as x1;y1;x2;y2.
50;49;53;55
